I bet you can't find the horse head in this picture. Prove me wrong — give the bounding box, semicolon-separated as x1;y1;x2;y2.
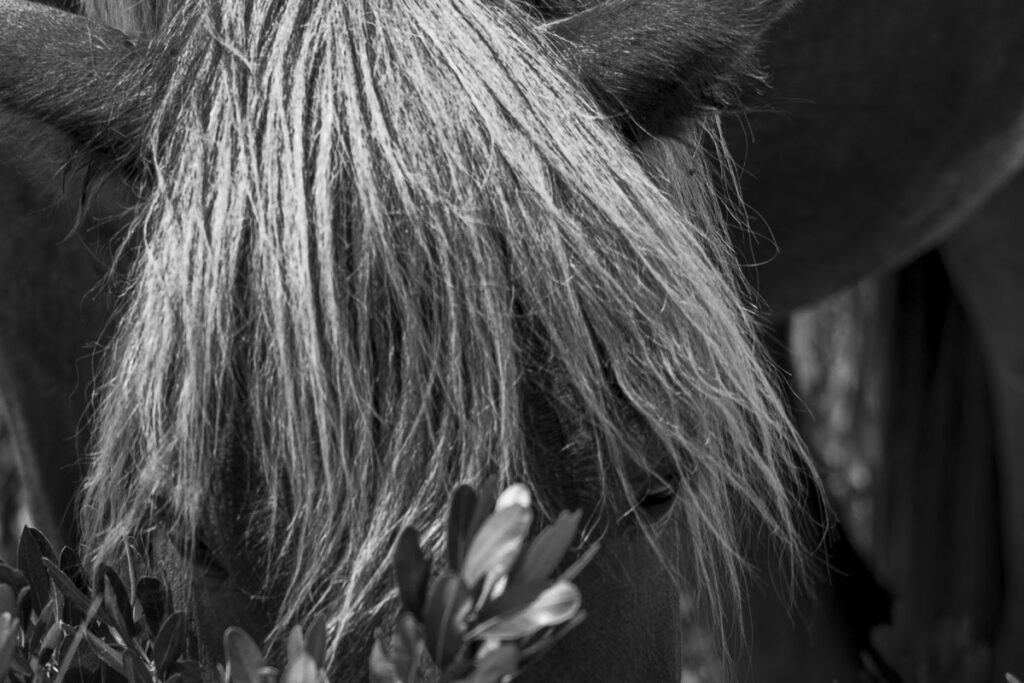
1;0;809;679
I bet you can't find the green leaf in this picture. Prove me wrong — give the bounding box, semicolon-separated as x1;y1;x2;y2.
166;659;203;683
53;594;103;683
517;609;585;663
475;581;548;623
447;485;478;571
153;612;187;675
39;620;64;665
368;637;398;683
58;546;85;587
467;644;519;683
281;652;318;683
391;614;422;682
135;577;169;639
461;506;532;590
286;625;305;665
511;510;580;586
42;557;93;617
470;581;581;641
29;598;56;654
557;543;600;583
468;482;498;544
16;585;31;626
223;626;267;683
393;528;430;619
305;615;326;668
422;574;470;670
17;527;54;616
84;629;128;674
122;648;151;683
95;564;135;640
122;543;143;610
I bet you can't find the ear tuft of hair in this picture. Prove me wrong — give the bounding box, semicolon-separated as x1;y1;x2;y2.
0;0;155;175
546;0;799;134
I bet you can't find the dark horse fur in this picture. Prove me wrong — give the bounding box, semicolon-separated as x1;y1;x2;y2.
1;0;812;679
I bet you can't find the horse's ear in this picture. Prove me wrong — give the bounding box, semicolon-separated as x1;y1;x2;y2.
0;0;153;169
547;0;799;133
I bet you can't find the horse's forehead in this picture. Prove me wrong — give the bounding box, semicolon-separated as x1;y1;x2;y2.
84;0;164;34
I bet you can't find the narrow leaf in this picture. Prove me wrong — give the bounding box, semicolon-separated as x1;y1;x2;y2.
96;565;134;639
368;638;398;683
223;626;267;683
58;546;84;587
393;528;430;619
468;481;498;546
84;629;128;674
558;543;600;583
422;574;471;669
469;644;520;683
136;577;169;638
166;659;203;683
471;581;581;641
305;614;327;667
17;527;53;615
281;652;318;683
461;506;532;589
29;599;57;654
154;612;187;674
391;614;422;681
286;625;305;664
39;620;64;664
475;581;548;623
447;485;478;570
518;609;586;663
123;649;151;683
54;594;103;683
43;557;93;616
512;511;581;585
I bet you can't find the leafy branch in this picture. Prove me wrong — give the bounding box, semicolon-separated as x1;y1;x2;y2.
0;482;595;683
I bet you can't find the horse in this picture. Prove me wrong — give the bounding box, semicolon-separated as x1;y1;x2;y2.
0;107;131;551
720;2;1024;677
1;0;815;680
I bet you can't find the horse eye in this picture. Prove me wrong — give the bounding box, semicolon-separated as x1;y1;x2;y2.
635;473;679;517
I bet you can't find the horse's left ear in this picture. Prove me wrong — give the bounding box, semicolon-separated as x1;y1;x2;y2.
0;0;154;168
547;0;799;132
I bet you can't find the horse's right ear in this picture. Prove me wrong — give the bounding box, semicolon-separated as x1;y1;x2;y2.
0;0;154;170
547;0;800;133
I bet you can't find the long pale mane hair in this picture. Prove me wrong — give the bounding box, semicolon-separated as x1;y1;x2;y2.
80;0;808;669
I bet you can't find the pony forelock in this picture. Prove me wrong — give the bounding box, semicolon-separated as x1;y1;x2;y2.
80;0;810;672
